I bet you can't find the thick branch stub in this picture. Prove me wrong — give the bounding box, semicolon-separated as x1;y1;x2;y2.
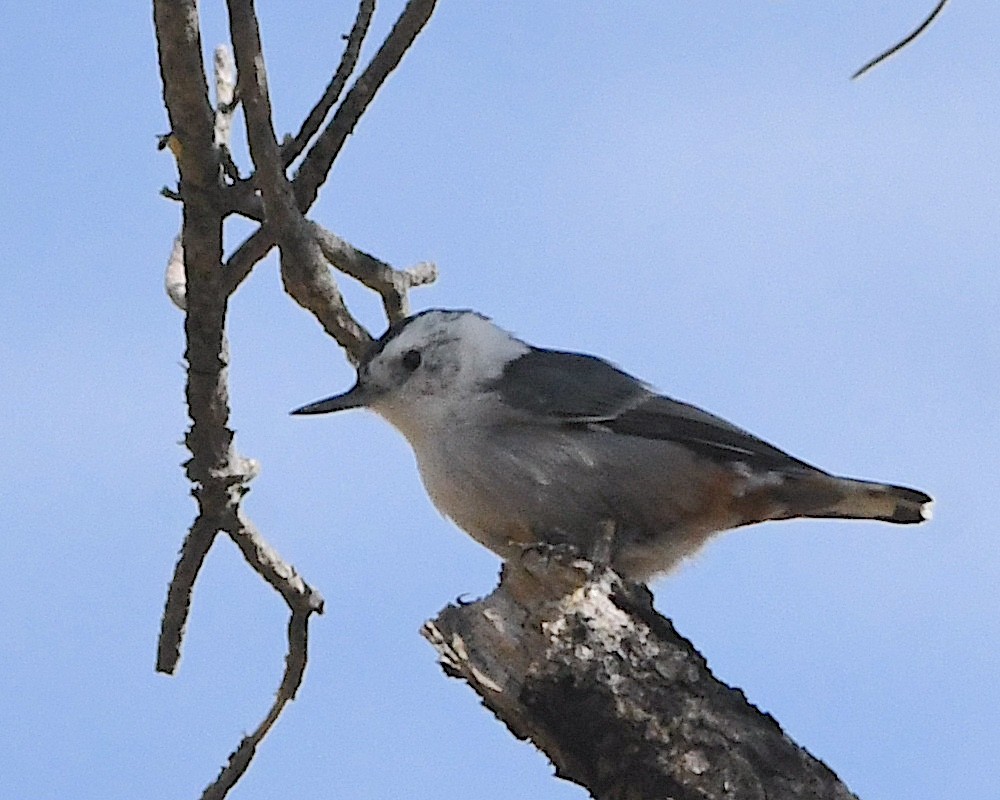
423;552;859;800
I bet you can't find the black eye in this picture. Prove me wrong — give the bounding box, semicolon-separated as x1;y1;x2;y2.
401;349;422;371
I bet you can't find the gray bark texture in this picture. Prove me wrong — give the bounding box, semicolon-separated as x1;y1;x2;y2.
423;549;859;800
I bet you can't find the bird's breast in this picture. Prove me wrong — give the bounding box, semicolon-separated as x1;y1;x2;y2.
411;424;604;555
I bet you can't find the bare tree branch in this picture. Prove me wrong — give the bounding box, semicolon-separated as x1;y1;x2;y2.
852;0;950;79
200;609;312;800
153;0;243;687
279;223;375;362
226;0;293;220
222;226;275;295
154;0;435;791
424;550;860;800
214;0;438;315
152;1;219;194
154;2;365;795
227;0;375;361
293;0;437;212
156;513;216;673
311;221;437;322
151;0;231;681
281;0;376;168
226;505;325;614
218;217;436;339
162;45;242;312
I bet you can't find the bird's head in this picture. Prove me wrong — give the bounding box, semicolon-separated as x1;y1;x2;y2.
292;309;529;438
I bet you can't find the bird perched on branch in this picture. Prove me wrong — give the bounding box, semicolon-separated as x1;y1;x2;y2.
294;310;931;581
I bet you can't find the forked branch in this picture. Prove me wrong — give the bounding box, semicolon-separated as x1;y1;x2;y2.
152;1;437;798
282;0;376;167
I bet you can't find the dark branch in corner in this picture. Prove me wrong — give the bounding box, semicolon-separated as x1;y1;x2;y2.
852;0;950;79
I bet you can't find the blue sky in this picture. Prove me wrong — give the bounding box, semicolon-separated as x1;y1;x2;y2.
2;2;998;799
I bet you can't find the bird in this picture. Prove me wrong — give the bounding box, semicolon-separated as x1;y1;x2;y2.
292;309;932;582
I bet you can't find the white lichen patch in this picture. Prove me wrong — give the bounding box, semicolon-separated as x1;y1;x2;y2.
682;749;710;775
543;573;661;665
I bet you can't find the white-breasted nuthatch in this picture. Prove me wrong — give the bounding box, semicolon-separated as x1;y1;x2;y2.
293;309;932;581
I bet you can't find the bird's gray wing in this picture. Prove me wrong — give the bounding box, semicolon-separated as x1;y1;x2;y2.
490;348;650;420
603;395;820;473
491;348;818;474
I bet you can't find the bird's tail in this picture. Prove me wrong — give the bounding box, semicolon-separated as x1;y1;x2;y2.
806;476;933;524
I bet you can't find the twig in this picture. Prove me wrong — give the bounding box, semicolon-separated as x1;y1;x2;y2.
293;0;437;211
226;506;325;614
200;609;313;800
222;226;276;296
852;0;950;79
161;185;183;202
311;221;436;322
195;506;324;798
218;216;434;336
280;221;375;362
281;0;376;168
228;0;375;361
156;513;217;673
226;0;293;216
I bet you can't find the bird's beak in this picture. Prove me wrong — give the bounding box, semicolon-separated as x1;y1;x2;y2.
290;383;369;415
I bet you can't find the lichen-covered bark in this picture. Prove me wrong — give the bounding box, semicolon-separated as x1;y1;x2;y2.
424;551;859;800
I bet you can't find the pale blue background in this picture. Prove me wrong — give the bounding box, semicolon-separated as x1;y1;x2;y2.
2;2;997;799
